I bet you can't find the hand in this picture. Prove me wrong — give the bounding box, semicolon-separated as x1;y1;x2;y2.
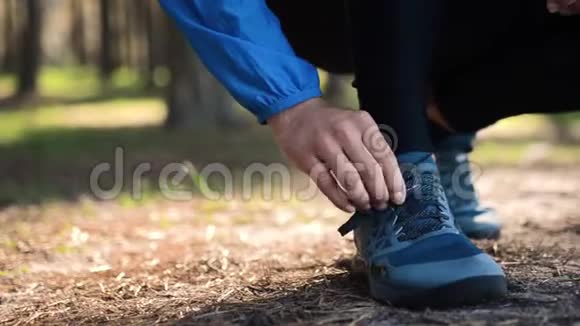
547;0;580;15
268;98;406;213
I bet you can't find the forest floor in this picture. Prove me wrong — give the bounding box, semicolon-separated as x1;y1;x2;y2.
0;167;578;325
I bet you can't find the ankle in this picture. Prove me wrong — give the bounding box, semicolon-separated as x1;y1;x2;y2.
435;133;476;154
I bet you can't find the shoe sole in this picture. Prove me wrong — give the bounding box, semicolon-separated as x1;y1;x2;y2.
465;229;501;240
369;275;507;308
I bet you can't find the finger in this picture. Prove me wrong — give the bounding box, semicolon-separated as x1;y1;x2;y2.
340;138;389;209
307;159;355;212
317;140;371;210
364;131;406;205
358;112;407;205
547;0;560;13
555;0;568;8
567;0;580;12
555;0;578;14
297;157;355;212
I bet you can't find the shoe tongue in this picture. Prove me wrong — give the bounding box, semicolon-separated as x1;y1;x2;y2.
398;217;446;241
397;152;438;183
395;162;449;241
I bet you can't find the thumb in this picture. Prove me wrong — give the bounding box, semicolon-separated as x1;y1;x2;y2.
547;0;560;13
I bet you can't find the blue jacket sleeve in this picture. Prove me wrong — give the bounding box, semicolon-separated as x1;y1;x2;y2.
158;0;322;123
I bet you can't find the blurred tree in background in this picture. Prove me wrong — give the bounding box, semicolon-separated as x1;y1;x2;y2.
0;0;241;129
17;0;42;96
0;0;573;137
164;23;235;129
0;0;577;207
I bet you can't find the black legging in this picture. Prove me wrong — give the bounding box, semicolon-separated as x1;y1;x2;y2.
347;0;440;153
269;0;580;152
433;1;580;134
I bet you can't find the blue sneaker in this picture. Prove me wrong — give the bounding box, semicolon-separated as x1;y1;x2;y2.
436;133;502;239
339;154;506;308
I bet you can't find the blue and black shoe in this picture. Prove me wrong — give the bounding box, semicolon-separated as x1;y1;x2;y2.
436;133;502;239
339;154;507;308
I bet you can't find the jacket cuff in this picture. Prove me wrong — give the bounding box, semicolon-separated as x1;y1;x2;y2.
256;87;322;124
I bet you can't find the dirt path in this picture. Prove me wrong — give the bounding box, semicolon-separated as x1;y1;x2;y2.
0;167;579;325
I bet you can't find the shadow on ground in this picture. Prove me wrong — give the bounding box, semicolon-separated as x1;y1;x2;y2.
0;126;283;207
170;253;579;326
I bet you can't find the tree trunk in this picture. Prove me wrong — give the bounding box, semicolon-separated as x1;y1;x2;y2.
164;26;210;129
121;0;134;68
550;116;575;144
99;0;115;81
148;1;169;75
2;0;17;72
70;0;87;65
143;0;156;88
164;24;236;129
16;0;42;97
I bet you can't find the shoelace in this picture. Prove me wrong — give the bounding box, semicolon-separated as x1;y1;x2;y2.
394;172;449;241
338;162;450;242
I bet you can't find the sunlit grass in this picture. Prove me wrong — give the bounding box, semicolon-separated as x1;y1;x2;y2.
0;73;14;97
0;66;150;100
39;66;101;99
0;66;161;143
472;141;580;165
0;99;165;144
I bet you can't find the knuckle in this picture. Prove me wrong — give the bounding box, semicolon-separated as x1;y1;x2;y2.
313;127;329;140
384;148;396;161
368;182;387;201
341;171;360;189
345;184;366;199
356;110;373;123
366;164;384;182
333;120;355;136
355;166;372;181
306;162;327;178
335;129;352;143
334;156;353;172
375;144;395;160
316;136;336;153
316;172;334;186
351;194;370;206
363;130;392;157
382;167;398;183
311;129;323;141
379;191;390;202
331;194;348;206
